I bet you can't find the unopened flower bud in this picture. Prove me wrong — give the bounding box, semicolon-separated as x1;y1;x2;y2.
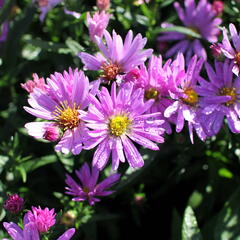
210;43;224;61
4;194;24;214
212;0;224;16
96;0;110;11
43;126;60;142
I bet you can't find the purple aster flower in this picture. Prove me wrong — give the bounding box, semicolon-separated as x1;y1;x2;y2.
79;30;153;84
3;213;75;240
197;59;240;135
158;0;222;62
65;162;120;205
82;82;165;170
24;68;99;155
219;23;240;76
125;55;175;134
87;11;111;43
4;194;24;214
21;73;47;93
34;0;63;22
164;54;206;143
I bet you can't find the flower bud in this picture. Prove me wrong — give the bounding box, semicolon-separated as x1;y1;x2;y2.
4;194;24;214
212;0;224;16
210;43;224;61
96;0;110;11
43;126;60;142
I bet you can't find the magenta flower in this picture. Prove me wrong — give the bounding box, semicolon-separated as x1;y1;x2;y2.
158;0;222;62
82;82;165;170
3;213;75;239
24;68;98;155
164;54;206;143
210;43;224;61
196;60;240;135
96;0;110;11
212;0;224;16
87;11;111;42
79;30;153;84
219;23;240;76
26;206;56;233
4;194;24;214
21;73;47;93
65;163;120;205
35;0;63;22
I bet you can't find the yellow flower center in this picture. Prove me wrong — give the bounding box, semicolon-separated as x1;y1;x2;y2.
53;101;80;130
235;52;240;66
83;187;90;193
187;27;199;40
182;88;199;106
101;62;121;82
144;88;159;100
109;115;131;136
219;87;237;106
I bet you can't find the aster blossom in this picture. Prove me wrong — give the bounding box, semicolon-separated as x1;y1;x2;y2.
4;194;24;214
21;73;47;93
3;216;75;240
164;54;206;143
82;82;165;170
79;30;153;84
24;68;98;155
197;60;240;135
65;162;120;205
158;0;222;62
219;23;240;76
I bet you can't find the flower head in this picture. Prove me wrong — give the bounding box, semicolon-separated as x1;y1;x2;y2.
21;73;47;93
210;43;224;61
79;30;153;84
87;11;111;42
26;206;56;233
212;0;224;16
197;59;240;135
219;23;240;76
158;0;222;62
96;0;110;11
24;68;98;155
65;163;120;205
4;194;24;214
82;82;165;170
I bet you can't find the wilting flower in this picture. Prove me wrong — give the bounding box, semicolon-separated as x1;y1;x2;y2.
82;82;165;170
79;30;153;84
158;0;222;62
164;54;206;143
65;163;120;205
87;11;111;42
197;60;240;135
4;194;24;214
21;73;47;93
96;0;110;11
35;0;63;22
219;23;240;76
26;206;56;233
24;68;98;155
3;212;75;240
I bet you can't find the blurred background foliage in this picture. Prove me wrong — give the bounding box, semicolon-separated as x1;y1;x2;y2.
1;0;240;239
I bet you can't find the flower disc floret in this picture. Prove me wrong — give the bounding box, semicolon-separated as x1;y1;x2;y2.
235;52;240;67
109;115;131;136
182;88;199;106
144;88;159;100
101;62;121;82
219;87;237;106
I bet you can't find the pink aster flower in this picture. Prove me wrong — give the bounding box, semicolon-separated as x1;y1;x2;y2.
219;23;240;76
196;60;240;135
164;54;206;143
21;73;47;93
24;68;99;155
26;206;55;233
158;0;222;62
212;0;224;16
79;30;153;84
87;11;111;42
3;212;75;240
4;194;24;214
65;162;120;205
34;0;63;22
82;82;165;170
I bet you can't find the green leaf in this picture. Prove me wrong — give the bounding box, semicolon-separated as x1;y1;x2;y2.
182;206;202;240
65;37;84;55
16;165;27;183
214;187;240;240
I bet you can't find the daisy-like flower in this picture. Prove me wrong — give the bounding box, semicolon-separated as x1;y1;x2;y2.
125;55;175;134
65;162;120;205
197;59;240;135
24;68;99;155
3;213;75;240
79;30;153;84
34;0;63;22
164;54;206;143
4;194;24;214
158;0;222;62
219;23;240;76
87;11;111;42
82;82;165;170
21;73;47;93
